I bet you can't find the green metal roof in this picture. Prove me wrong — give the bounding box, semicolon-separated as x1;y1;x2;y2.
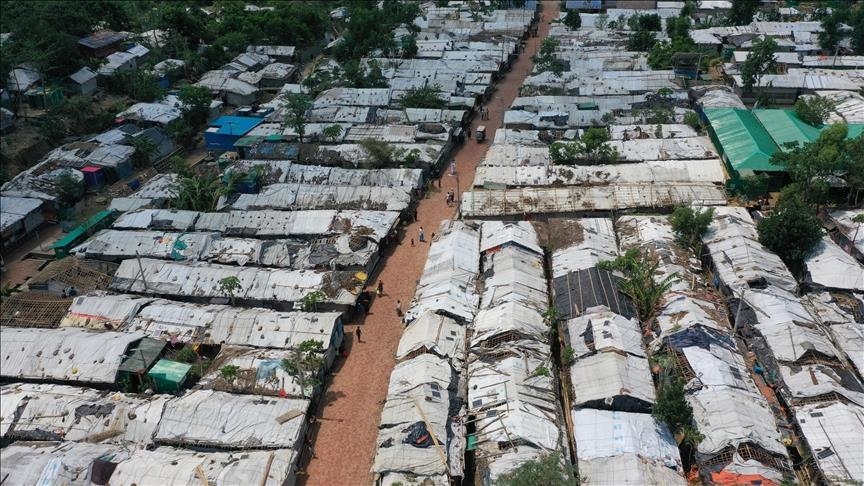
51;209;116;257
118;338;166;374
754;109;822;151
704;108;782;173
147;359;192;382
846;124;864;139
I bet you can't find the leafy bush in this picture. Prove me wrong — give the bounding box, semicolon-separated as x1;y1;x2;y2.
563;9;581;30
54;170;84;208
683;111;701;131
599;249;680;322
757;194;823;264
495;453;580;486
670;206;714;255
399;84;446;109
627;30;657;51
220;365;240;380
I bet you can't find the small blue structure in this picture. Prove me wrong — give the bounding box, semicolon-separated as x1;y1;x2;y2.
204;116;264;152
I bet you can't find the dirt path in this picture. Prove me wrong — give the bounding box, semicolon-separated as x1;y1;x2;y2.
301;3;559;485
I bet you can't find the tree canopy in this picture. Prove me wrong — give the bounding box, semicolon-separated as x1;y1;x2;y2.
670;206;715;256
757;193;823;265
741;37;777;94
727;0;760;26
772;123;859;206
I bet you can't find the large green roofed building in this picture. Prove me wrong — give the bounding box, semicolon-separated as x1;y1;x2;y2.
703;108;781;176
753;109;822;150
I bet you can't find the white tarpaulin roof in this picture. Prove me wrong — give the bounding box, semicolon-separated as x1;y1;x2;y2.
566;307;644;358
688;387;788;457
1;383;169;444
551;218;618;277
794;402;864;485
396;311;466;363
110;447;297;486
480;221;542;255
461;184;727;217
406;220;481;324
703;207;797;293
572;409;684;484
741;287;840;363
804;235;864;291
0;442;133;486
154;390;308;449
570;352;656;409
60;292;155;330
0;327;146;384
111;258;360;306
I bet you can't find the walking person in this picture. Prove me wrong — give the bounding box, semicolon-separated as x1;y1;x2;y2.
355;326;363;343
410;238;415;247
396;300;402;317
377;280;384;296
305;436;316;458
418;226;425;243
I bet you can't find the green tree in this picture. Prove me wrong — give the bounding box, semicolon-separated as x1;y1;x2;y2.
653;376;696;436
400;84;447;109
536;37;566;75
594;13;609;30
170;174;230;212
772;124;851;206
219;365;240;381
54;170;84;209
359;138;398;168
178;85;212;127
549;128;618;165
217;276;242;305
627;30;657;52
599;249;680;322
727;0;759;26
283;92;312;142
563;10;582;30
737;174;769;203
300;291;326;312
628;13;662;32
757;194;823;264
281;339;326;398
794;96;836;126
129;136;157;169
741;37;777;94
322;124;344;143
666;15;691;40
400;34;418;58
818;6;850;52
683;111;701;131
495;453;580;486
669;206;715;256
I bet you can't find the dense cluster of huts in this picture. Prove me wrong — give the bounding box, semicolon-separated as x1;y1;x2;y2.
0;2;543;485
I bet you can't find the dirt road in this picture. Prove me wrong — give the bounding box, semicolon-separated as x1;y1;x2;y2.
302;3;559;484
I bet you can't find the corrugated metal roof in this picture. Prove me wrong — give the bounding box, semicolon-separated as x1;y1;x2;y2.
225;183;412;212
566;307;644;359
110;258;361;307
704;108;781;173
461;184;727;217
